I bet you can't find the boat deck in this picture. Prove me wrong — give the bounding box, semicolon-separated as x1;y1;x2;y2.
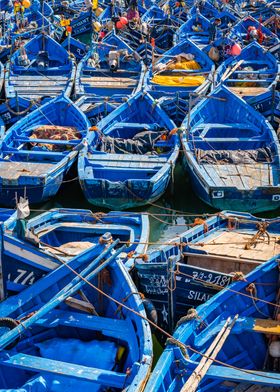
9;75;68;99
0;161;54;179
191;229;280;262
81;75;138;89
229;86;269;96
202;163;272;189
88;153;167;169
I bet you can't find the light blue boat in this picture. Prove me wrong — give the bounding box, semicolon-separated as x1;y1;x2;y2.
145;254;280;391
75;31;144;103
0;94;91;206
144;38;215;99
0;233;152;391
5;34;75;101
3;208;149;295
78;91;180;210
215;41;280;104
181;85;280;213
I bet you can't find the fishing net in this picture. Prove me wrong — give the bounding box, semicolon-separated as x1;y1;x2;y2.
99;130;167;154
196;147;273;164
29;125;80;151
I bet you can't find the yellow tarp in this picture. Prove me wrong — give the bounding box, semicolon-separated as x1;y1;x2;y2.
152;59;205;86
152;74;205;86
168;59;201;70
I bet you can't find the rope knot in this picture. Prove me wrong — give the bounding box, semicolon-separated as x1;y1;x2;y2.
166;337;188;358
176;308;198;328
246;283;256;296
231;271;245;281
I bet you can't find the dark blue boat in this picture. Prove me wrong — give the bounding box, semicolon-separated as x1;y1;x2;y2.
61;36;88;61
75;96;117;126
181;85;280;213
78;91;180;210
75;31;144;103
0;234;152;391
145;254;280;391
0;95;91;206
0;97;40;128
215;41;280;104
135;210;280;332
144;38;215;99
175;13;221;47
3;208;149;296
5;34;75;101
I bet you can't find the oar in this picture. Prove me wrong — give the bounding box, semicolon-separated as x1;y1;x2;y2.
180;314;238;392
0;241;125;351
221;60;244;82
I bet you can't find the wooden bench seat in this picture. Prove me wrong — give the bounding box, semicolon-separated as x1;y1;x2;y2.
1;353;126;388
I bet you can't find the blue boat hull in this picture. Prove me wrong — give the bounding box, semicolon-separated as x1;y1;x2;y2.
184;155;280;213
79;165;173;209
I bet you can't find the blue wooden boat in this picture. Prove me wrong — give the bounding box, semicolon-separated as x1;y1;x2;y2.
68;9;94;37
0;235;152;391
78;91;180;210
135;210;280;332
5;34;75;101
229;15;279;49
144;38;215;99
117;27;165;66
158;94;190;127
61;36;88;61
212;10;238;29
181;85;280;213
261;12;280;38
0;97;40;128
175;13;221;47
75;31;144;103
145;254;280;391
215;41;280;104
248;89;280;131
3;208;149;296
140;5;181;51
6;7;52;40
75;96;117;126
0;95;91;206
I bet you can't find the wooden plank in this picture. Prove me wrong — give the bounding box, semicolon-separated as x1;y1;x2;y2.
229;87;269;96
10;75;68;81
88;153;167;163
1;353;126;388
0;161;54;179
64;296;96;314
181;315;238;392
253;318;280;335
202;164;225;187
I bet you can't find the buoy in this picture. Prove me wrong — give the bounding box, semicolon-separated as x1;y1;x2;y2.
94;7;103;16
116;20;124;29
269;341;280;358
22;0;31;8
120;16;128;25
230;43;242;56
93;21;101;32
